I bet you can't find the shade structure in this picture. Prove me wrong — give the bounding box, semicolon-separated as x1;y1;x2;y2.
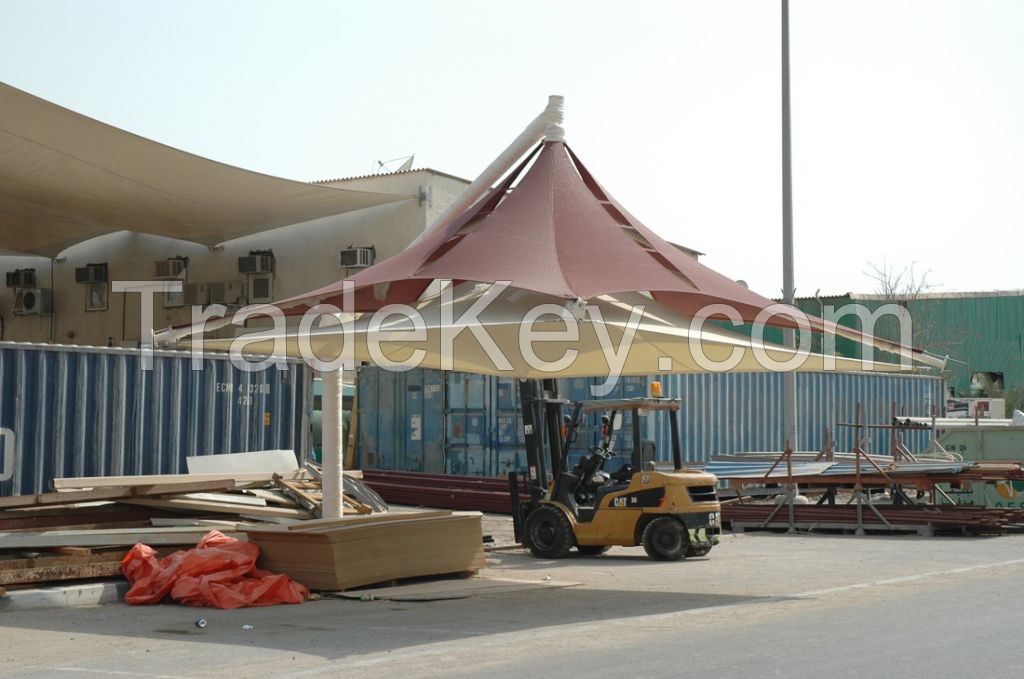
187;283;908;378
0;81;407;257
261;138;942;369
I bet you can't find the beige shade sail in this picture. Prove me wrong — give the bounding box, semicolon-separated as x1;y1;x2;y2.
0;81;409;257
183;284;911;378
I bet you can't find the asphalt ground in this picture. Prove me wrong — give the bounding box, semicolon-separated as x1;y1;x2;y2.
3;528;1024;677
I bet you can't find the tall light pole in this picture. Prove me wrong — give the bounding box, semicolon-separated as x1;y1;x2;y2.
781;0;798;450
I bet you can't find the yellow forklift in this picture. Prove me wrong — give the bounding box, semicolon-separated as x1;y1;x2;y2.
510;379;721;561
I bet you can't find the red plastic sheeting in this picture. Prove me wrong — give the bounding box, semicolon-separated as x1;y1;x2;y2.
121;530;309;608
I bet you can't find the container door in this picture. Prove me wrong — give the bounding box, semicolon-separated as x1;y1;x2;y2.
494;377;526;477
445;372;491;477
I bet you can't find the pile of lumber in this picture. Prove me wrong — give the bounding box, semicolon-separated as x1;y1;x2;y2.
723;502;1024;535
245;510;486;591
0;467;387;589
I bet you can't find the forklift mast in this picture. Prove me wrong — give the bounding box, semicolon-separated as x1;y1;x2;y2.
518;378;566;500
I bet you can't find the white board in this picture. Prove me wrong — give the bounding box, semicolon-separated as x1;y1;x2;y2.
186;450;299;475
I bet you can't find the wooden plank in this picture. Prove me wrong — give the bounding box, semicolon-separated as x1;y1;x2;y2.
0;479;236;510
150;518;256;529
0;487;135;509
275;478;322;516
0;526;233;550
0;561;123;585
120;497;312;519
52;470;312;490
0;547;175;586
343;495;373;515
186;450;298;475
243;489;296;506
278;510;452;532
0;505;174;532
0;520;151;534
125;479;237;497
174;492;267;507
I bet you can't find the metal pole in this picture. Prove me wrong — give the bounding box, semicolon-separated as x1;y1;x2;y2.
321;368;346;519
781;0;798;451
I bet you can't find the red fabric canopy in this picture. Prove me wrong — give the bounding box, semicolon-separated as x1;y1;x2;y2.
277;141;776;322
253;139;935;366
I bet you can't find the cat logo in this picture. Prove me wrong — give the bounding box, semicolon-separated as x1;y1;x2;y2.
613;497;627;507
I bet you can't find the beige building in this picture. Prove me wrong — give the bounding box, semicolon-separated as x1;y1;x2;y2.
0;82;469;346
0;168;468;346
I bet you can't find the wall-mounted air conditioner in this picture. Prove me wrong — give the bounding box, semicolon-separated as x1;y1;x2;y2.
75;263;109;284
238;255;274;275
183;282;209;306
248;274;273;303
13;288;53;316
339;246;375;269
6;269;37;289
155;258;187;278
209;281;245;306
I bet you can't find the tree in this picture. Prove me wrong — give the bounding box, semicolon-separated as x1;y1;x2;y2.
863;257;936;299
863;258;970;386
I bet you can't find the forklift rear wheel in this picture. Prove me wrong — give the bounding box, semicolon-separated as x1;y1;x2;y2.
641;516;688;561
524;505;575;559
575;545;611;556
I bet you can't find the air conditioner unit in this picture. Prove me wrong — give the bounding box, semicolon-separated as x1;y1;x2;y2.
340;246;375;269
209;280;245;306
154;258;187;278
6;269;37;289
238;255;274;274
248;274;273;303
183;282;209;306
75;263;108;284
13;288;53;316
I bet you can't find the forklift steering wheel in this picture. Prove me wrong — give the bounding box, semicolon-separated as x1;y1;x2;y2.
592;447;612;460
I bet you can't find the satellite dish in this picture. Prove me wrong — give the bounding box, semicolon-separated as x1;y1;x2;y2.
372;154;416;174
736;279;749;289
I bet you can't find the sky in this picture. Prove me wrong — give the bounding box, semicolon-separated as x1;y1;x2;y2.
1;0;1022;299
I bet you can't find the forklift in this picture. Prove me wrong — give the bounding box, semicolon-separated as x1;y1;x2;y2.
509;379;721;561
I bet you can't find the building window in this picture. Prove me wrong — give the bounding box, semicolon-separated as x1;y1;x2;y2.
86;282;108;312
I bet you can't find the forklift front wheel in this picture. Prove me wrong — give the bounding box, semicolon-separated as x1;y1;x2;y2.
641;516;689;561
524;505;575;559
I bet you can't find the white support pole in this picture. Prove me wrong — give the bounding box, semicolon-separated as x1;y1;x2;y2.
410;95;564;245
321;368;346;519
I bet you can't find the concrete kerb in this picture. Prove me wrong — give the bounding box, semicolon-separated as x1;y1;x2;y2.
0;579;129;612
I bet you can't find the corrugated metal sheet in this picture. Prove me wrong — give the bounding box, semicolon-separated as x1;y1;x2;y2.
647;372;944;462
791;293;1024;400
0;342;312;496
356;367;945;475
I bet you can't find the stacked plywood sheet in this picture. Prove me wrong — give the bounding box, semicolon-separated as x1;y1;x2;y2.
0;461;387;588
245;511;486;591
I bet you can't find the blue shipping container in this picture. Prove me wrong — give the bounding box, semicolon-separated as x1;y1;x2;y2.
357;368;445;472
0;342;312;496
356;367;945;477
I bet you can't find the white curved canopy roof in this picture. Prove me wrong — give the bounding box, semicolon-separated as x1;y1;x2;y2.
0;82;408;257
